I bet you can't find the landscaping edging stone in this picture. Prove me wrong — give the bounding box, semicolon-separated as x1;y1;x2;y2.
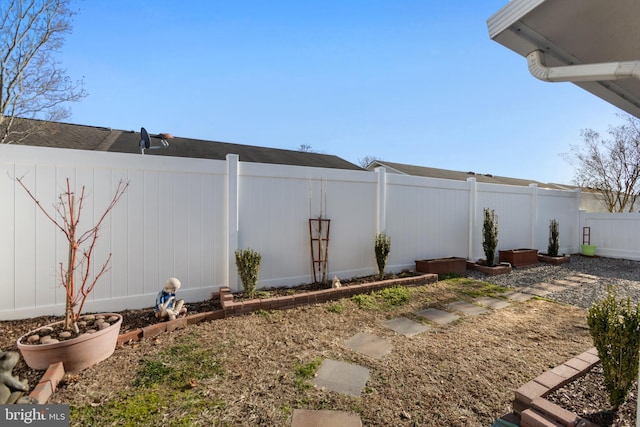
29;272;438;404
499;347;600;427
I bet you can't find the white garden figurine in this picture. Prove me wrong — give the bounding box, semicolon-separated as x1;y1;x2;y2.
154;278;187;321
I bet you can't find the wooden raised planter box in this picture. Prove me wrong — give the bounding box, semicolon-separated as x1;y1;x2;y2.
499;249;538;267
415;257;467;275
537;253;570;265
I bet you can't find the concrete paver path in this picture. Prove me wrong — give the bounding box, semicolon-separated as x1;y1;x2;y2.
383;317;431;337
445;301;490;316
472;296;511;310
415;308;460;325
344;332;393;359
291;409;362;427
501;291;534;302
312;359;370;397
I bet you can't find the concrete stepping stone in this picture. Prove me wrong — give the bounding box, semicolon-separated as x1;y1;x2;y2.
383;317;430;337
519;287;551;297
445;301;489;316
415;308;460;325
532;282;566;292
576;273;598;280
566;275;598;284
472;296;511;310
502;292;533;302
291;409;362;427
344;332;393;359
553;279;580;287
312;359;370;397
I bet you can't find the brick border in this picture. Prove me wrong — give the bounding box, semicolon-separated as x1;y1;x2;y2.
500;347;600;427
29;273;438;404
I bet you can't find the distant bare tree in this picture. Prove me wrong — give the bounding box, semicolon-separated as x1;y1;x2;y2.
358;155;381;168
0;0;86;144
566;114;640;212
297;144;315;152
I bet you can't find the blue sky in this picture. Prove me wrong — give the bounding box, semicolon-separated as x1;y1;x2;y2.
59;1;624;184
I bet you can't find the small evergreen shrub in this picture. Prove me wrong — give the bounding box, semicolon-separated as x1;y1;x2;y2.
482;208;498;266
587;286;640;408
548;219;560;257
375;232;391;280
234;248;262;298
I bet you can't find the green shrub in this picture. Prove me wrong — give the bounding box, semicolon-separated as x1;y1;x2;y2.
375;232;391;280
548;219;559;256
587;286;640;408
234;248;261;298
482;208;498;266
351;293;379;309
378;286;411;306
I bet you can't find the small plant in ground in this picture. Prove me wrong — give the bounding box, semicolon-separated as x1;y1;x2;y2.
294;358;323;390
254;290;272;299
235;248;262;298
548;219;560;256
374;232;391;280
378;286;412;306
587;286;640;408
351;286;413;310
351;293;380;310
482;208;498;266
326;302;345;313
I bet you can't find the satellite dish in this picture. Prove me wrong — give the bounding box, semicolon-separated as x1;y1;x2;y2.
140;127;151;150
139;127;172;154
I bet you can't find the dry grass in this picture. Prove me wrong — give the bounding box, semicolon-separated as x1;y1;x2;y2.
32;279;595;426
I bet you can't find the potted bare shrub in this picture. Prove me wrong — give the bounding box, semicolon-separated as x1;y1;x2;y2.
15;177;129;372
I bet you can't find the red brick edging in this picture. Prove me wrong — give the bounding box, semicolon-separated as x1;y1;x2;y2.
498;347;600;427
30;273;437;404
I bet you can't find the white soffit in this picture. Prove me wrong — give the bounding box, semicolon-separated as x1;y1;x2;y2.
487;0;640;118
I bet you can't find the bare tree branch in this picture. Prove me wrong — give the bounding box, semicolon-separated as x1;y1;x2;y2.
0;0;86;144
566;114;640;212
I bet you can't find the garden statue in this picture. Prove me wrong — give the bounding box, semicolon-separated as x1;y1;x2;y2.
331;275;341;288
0;350;29;404
154;278;187;321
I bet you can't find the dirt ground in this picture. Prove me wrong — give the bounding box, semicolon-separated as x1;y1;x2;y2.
0;279;602;426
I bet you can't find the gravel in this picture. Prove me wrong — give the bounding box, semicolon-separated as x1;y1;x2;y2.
466;254;640;309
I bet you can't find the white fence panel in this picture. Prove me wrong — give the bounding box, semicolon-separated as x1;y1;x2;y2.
10;144;635;320
475;183;535;259
1;145;228;319
580;212;640;260
235;162;378;289
384;175;470;269
536;188;580;255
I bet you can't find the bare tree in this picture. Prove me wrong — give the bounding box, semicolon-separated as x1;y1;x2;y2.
566;114;640;212
297;144;315;152
0;0;86;144
357;155;381;168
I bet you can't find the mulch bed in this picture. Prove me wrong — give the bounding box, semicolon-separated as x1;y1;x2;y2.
546;363;637;427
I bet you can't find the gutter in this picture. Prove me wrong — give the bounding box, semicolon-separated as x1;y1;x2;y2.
527;50;640;82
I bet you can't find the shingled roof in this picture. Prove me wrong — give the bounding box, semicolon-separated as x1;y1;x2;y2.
366;160;575;191
7;118;363;170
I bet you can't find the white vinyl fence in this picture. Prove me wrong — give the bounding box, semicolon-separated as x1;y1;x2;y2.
1;144;638;320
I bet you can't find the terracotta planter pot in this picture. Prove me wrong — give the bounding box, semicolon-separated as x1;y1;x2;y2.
499;249;538;267
415;257;466;275
17;313;122;373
